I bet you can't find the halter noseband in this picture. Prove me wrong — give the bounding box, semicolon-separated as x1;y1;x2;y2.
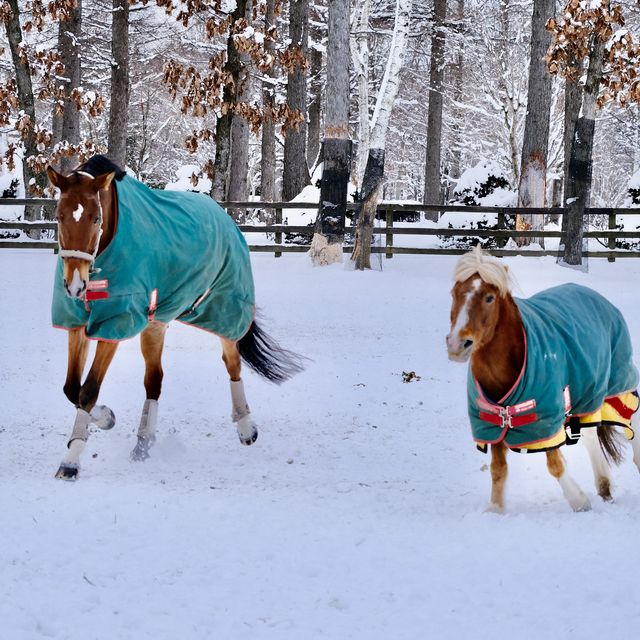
57;171;104;265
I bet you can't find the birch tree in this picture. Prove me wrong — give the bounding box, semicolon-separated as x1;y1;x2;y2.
351;0;370;187
350;0;412;270
516;0;555;246
309;0;351;266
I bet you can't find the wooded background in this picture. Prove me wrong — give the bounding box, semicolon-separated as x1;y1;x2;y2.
1;1;639;222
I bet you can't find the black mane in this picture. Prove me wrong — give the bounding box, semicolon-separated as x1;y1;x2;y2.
75;155;126;181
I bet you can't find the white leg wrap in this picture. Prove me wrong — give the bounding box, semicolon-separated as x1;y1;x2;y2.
230;380;250;422
230;379;257;444
138;399;158;440
68;409;91;446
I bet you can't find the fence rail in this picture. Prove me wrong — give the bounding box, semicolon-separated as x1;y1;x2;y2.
2;200;640;260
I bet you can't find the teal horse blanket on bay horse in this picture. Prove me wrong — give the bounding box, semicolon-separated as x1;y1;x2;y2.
468;284;639;452
52;173;255;341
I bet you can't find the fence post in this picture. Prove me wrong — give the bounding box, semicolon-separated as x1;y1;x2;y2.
275;206;282;258
497;209;506;248
608;211;616;263
386;207;393;259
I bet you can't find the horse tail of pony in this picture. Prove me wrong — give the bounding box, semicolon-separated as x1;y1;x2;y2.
238;320;306;384
597;426;625;465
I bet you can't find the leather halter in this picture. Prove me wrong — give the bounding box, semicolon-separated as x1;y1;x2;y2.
57;171;104;264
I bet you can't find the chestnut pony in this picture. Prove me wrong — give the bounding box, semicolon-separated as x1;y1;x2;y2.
48;156;303;479
447;247;640;512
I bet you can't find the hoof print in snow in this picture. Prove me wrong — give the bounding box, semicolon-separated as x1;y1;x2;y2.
55;464;79;481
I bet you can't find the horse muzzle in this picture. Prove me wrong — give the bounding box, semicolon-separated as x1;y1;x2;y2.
446;335;473;362
64;267;88;298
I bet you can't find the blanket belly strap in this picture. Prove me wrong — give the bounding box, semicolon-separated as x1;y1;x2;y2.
479;411;538;429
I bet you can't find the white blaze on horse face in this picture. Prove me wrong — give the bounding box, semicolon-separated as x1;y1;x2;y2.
72;203;84;222
67;268;85;298
448;278;481;358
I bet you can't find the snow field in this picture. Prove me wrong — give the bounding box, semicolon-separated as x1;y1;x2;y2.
2;250;640;639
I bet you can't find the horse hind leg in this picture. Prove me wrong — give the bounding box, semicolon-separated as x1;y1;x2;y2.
221;337;258;445
546;448;591;512
582;427;614;501
131;322;167;461
56;340;119;480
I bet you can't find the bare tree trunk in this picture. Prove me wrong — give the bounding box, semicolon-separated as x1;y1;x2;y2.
283;0;310;200
53;1;82;175
107;0;129;168
211;0;247;200
423;0;447;209
351;0;413;270
261;0;277;206
227;1;254;218
561;35;605;266
351;0;370;188
516;0;555;247
4;0;46;229
309;0;351;266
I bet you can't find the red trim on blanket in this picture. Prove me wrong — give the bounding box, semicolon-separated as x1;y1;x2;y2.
604;395;637;420
86;291;109;301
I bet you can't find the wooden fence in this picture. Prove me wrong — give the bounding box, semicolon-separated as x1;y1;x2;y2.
2;199;640;260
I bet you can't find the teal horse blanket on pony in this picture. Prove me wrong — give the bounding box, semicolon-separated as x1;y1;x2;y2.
468;284;639;452
52;172;255;341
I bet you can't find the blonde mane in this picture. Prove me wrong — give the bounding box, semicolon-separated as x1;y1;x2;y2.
453;246;512;296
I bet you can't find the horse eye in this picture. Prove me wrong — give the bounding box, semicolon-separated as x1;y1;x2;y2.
485;294;495;304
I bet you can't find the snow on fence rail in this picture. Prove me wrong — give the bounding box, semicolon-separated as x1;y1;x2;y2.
2;199;640;260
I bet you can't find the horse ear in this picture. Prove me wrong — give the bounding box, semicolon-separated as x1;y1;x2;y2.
47;166;67;190
94;171;116;192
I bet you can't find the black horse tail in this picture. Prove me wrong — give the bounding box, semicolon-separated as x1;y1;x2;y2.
238;320;306;384
597;426;625;465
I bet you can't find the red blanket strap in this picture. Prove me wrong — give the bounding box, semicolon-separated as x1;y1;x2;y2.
479;411;538;428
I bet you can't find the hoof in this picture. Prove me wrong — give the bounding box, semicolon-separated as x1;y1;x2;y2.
597;478;613;502
484;502;505;515
91;405;116;430
236;416;258;446
572;498;592;513
239;430;258;446
55;463;79;480
130;436;155;462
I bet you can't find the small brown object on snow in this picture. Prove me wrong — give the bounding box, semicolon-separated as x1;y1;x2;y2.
402;371;421;383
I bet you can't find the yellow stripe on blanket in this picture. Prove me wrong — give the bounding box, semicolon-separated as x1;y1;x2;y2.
576;391;638;440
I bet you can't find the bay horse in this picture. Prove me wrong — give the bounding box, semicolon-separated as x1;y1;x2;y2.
48;155;303;480
447;247;640;512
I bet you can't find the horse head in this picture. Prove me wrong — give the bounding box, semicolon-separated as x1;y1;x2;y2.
47;166;115;298
447;246;512;362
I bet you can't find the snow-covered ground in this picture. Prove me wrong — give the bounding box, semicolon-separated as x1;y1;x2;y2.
3;249;640;640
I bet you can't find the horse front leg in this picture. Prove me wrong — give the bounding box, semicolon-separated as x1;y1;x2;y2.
546;448;591;512
221;337;258;445
131;322;167;461
486;441;508;513
56;340;119;480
